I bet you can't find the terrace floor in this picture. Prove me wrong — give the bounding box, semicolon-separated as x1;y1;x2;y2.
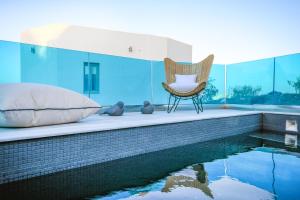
0;109;261;143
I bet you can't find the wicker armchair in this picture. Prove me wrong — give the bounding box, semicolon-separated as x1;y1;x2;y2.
162;54;214;113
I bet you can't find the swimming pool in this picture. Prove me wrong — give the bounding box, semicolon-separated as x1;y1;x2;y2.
1;132;299;200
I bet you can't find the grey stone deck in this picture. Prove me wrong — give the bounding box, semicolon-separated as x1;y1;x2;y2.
0;109;260;143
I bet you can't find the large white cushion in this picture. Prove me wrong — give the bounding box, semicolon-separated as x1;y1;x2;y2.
0;83;101;127
169;74;198;93
175;74;197;84
169;82;199;93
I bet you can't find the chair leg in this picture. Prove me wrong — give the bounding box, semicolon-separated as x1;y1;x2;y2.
173;97;181;112
197;95;203;112
167;93;172;113
192;97;200;114
167;94;180;113
167;93;203;113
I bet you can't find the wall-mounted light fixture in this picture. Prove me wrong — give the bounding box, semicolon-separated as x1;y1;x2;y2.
128;46;133;53
30;47;36;54
286;119;298;132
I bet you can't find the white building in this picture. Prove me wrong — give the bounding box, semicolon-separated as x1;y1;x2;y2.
21;24;192;62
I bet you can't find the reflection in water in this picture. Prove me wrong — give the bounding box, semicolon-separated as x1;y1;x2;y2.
98;164;274;200
1;132;300;200
208;176;274;200
162;164;213;198
272;152;277;200
93;136;300;200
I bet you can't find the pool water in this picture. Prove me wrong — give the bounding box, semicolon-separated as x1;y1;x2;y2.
1;132;300;200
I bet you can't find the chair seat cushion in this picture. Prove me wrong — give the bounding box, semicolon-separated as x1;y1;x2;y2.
169;82;199;93
175;74;197;84
0;83;101;127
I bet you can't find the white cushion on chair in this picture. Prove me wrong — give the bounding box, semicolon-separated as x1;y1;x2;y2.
175;74;197;84
169;74;198;93
169;82;199;93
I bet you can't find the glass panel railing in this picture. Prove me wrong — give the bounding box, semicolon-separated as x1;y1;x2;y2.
226;54;300;106
226;58;274;104
1;40;299;107
274;53;300;105
203;64;225;104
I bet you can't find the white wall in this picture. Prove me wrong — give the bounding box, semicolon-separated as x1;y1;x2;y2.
167;38;192;62
21;24;192;62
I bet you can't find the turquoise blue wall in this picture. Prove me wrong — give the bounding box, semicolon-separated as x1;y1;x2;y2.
1;41;157;105
0;40;299;106
0;41;20;83
56;48;88;93
151;61;167;104
21;43;59;85
88;53;152;105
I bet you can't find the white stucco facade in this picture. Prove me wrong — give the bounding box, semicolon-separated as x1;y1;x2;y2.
21;24;192;62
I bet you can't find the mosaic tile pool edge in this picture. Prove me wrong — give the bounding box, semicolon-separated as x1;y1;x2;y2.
0;114;261;184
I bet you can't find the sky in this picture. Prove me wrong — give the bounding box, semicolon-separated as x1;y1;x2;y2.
0;0;300;63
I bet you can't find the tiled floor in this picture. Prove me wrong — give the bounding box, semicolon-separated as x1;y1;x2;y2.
0;109;260;142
